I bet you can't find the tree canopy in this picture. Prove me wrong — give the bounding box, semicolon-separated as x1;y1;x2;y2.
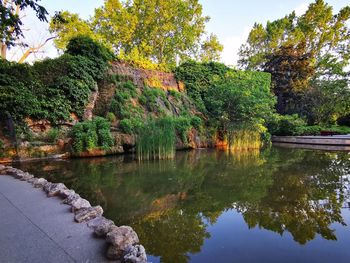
239;0;350;124
49;0;222;68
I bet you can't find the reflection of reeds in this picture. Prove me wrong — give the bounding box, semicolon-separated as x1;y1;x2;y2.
220;148;265;167
228;130;262;150
136;117;176;160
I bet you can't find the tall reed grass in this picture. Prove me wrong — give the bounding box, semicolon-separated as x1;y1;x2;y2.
136;117;176;160
227;129;262;150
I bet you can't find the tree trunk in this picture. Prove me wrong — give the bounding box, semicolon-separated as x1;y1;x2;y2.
0;43;7;60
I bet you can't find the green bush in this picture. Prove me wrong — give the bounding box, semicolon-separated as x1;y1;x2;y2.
106;112;117;123
267;114;307;136
46;128;60;143
119;118;143;134
119;119;133;134
300;125;322;135
70;117;113;152
326;125;350;135
175;61;230;113
190;116;202;130
174;117;192;144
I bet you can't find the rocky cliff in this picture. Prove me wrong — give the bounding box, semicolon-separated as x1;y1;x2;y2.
0;62;211;163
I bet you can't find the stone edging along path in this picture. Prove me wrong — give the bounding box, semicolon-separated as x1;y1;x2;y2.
0;164;147;263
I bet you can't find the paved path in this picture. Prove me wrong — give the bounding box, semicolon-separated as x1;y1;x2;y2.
0;175;109;263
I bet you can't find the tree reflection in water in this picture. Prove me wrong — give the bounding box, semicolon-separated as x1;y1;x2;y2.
15;147;350;262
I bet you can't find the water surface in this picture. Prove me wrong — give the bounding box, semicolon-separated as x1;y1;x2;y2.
15;147;350;263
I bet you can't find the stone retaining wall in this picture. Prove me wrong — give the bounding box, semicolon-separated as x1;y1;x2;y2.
0;164;147;263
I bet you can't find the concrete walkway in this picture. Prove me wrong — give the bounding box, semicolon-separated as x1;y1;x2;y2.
0;175;109;263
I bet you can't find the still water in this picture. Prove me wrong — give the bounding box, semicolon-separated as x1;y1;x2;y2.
15;146;350;263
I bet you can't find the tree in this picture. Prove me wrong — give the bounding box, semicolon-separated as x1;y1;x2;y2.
239;0;350;124
49;11;95;51
263;43;315;114
49;0;222;67
0;0;48;59
239;1;350;71
205;71;275;130
198;34;223;62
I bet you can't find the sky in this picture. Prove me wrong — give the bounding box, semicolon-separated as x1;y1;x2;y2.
13;0;350;66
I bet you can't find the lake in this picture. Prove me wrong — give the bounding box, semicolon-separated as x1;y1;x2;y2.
14;146;350;263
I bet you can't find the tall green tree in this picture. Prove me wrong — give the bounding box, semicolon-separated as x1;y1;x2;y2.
239;0;350;124
239;0;350;71
49;0;222;67
0;0;48;59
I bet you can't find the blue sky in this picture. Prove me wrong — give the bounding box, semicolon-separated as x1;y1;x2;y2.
16;0;350;65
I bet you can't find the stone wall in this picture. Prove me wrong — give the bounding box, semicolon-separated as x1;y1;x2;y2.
111;62;185;91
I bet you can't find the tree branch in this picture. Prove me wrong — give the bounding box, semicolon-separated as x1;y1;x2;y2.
18;36;56;63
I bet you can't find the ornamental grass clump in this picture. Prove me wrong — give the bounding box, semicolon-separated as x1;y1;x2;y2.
136;117;175;161
228;130;263;151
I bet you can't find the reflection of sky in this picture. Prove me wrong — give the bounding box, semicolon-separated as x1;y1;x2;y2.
188;209;350;263
9;0;350;66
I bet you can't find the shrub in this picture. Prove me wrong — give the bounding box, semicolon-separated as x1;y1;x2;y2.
119;118;143;134
119;119;133;134
106;112;117;123
46;128;60;143
326;125;350;135
267;114;306;136
175;61;231;113
174;117;192;144
300;125;322;135
70;117;113;152
190;116;202;130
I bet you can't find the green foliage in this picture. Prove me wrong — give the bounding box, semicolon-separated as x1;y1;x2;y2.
141;87;168;113
205;70;275;130
109;80;142;122
176;61;275;149
267;114;307;136
300;125;322;136
301;125;350;136
49;0;222;68
46;128;60;143
190;116;202;130
175;61;230;113
65;36;114;79
199;34;224;62
326;126;350;135
173;117;192;144
70;117;113;153
119;118;143;134
50;11;95;51
136;117;176;160
106;112;117;123
0;37;111;125
239;1;350;125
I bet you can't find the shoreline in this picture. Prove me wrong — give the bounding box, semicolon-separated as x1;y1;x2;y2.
0;164;147;263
